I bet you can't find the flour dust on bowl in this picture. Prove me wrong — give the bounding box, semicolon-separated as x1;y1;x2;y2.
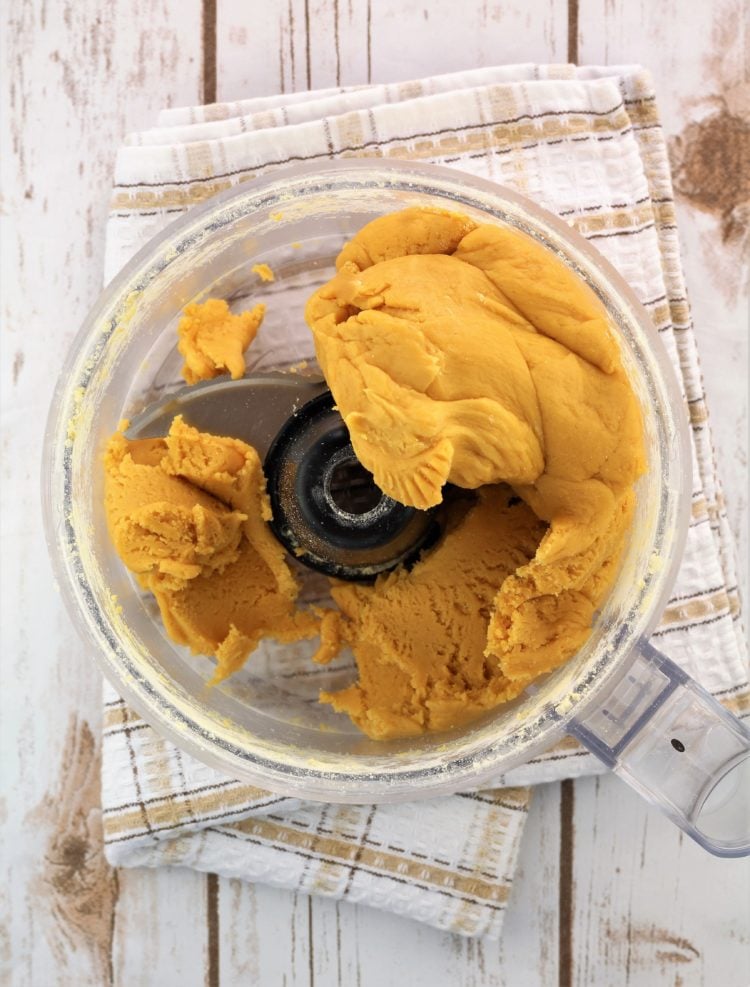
42;160;750;856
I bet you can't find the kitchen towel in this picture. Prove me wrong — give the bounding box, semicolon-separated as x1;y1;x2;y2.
100;63;748;939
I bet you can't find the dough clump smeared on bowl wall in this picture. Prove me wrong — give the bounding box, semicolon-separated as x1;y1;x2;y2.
104;207;645;740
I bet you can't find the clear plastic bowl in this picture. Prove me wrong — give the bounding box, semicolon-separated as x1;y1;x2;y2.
42;160;690;802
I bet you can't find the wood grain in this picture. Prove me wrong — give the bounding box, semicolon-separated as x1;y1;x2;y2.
112;869;210;986
218;882;315;984
216;0;567;102
28;717;118;986
497;782;562;984
367;0;567;87
570;774;750;987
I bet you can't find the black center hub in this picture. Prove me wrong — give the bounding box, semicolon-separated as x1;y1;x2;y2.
264;391;438;581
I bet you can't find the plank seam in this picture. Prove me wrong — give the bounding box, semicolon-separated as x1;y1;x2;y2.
202;0;217;104
559;779;575;987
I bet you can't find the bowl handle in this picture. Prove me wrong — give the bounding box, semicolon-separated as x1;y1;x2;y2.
567;640;750;857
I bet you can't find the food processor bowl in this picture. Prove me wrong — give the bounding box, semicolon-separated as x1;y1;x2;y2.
42;160;750;856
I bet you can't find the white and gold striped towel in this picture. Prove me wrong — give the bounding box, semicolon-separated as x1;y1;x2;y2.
101;63;748;939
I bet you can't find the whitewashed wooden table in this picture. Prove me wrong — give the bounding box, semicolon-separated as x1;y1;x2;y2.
2;2;748;984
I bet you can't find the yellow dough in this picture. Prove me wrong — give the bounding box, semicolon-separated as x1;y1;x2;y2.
105;206;645;739
306;207;646;728
320;486;546;739
251;262;275;282
104;417;320;683
177;298;265;384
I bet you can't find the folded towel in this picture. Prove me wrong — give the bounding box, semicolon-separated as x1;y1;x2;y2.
101;63;748;939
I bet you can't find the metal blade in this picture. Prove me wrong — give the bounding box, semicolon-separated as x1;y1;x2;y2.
125;373;329;460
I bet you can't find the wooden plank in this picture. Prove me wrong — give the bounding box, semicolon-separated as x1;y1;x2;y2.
570;774;750;987
216;881;313;985
211;6;567;984
216;0;568;100
572;0;750;987
368;0;568;83
574;8;750;984
112;868;210;987
578;0;749;601
293;0;371;91
496;781;562;986
216;0;310;100
0;1;203;984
